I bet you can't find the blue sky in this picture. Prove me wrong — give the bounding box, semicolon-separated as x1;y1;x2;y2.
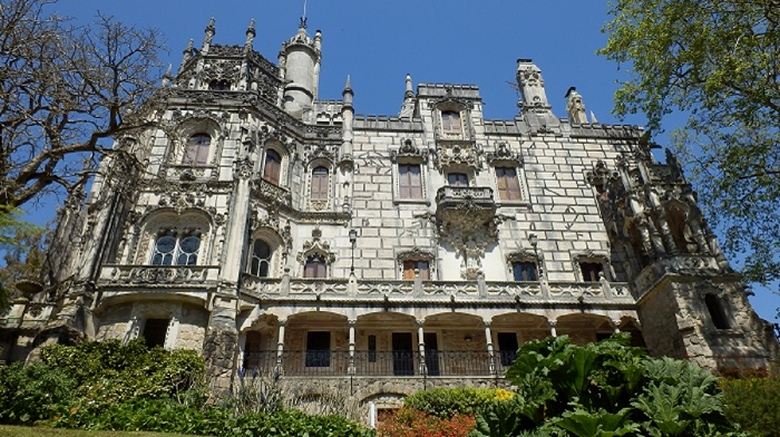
32;0;777;323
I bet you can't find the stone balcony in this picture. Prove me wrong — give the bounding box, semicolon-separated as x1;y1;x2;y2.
434;186;497;235
252;177;292;208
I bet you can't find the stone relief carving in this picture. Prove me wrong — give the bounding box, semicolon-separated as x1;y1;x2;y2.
296;228;336;265
433;142;482;170
390;139;429;163
485;142;523;165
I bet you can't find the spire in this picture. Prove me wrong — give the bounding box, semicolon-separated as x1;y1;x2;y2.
343;75;353;105
565;86;588;124
202;17;215;54
404;73;414;99
399;73;417;118
300;0;308;29
178;39;194;74
161;63;172;87
244;19;256;52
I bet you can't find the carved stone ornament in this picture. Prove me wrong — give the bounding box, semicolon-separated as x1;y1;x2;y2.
158;189;207;212
251;178;292;208
390;139;429;163
434;142;481;170
397;247;435;262
304;143;338;164
505;249;537;263
486;142;523;165
296;228;336;265
233;158;254;180
108;266;210;285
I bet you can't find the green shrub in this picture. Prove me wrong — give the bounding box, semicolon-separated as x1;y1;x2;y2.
0;362;76;424
41;339;204;408
722;374;780;436
403;387;506;419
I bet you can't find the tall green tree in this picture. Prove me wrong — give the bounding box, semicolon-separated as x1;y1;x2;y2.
599;0;780;287
0;207;44;308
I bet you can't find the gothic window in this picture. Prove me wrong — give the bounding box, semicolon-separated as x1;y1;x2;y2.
306;331;331;367
151;230;200;266
447;172;469;187
512;261;538;281
441;110;461;134
249;240;272;277
495;166;522;201
182;133;211;165
310;166;329;200
398;163;423;199
403;260;430;280
304;254;327;278
263;149;282;185
705;294;731;330
580;261;604;282
142;318;170;348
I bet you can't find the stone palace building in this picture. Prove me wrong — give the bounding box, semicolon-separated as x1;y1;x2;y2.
1;18;777;406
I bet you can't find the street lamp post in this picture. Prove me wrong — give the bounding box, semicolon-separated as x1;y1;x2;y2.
349;229;357;276
528;233;542;279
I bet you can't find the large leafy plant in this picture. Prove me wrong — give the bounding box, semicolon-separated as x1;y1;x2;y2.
470;335;747;436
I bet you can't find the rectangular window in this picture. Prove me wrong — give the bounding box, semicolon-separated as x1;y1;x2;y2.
398;163;423;199
403;260;430;280
142;318;170;348
441;111;461;133
311;167;329;200
496;167;522;201
580;262;604;282
304;255;327;278
512;261;538;281
305;331;331;367
447;173;469;187
368;335;377;362
497;332;519;366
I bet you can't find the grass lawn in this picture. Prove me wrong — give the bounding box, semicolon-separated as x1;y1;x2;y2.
0;425;198;437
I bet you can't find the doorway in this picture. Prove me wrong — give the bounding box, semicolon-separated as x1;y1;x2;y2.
392;333;414;376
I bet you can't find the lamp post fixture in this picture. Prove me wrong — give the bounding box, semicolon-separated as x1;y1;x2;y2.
528;233;542;279
349;229;358;276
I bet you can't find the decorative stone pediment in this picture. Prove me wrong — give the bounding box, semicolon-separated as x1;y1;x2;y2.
397;247;435;262
506;250;537;263
303;143;338;165
297;228;336;265
486;142;523;165
390;139;428;163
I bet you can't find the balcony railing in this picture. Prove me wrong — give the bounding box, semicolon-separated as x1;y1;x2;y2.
240;350;495;377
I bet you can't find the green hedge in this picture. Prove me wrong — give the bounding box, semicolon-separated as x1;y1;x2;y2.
403;387;507;419
722;374;780;436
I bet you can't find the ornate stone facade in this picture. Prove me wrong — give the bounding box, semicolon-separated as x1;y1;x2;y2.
1;18;777;409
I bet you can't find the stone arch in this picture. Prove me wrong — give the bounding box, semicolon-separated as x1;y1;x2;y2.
555;313;614;345
170;115;225;165
134;208;212;265
248;226;285;278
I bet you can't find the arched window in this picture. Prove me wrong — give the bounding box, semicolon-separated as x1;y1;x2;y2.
441;110;461;133
183;133;211;165
310;166;330;200
263;150;282;185
151;231;200;266
705;294;731;330
208;79;230;90
250;240;272;277
304;254;327;278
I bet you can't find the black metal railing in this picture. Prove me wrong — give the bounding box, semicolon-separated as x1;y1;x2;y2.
240;349;495;377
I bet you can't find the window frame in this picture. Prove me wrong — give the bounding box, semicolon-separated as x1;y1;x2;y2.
304;254;328;279
182;133;211;166
263;149;283;185
310;166;330;201
495;166;523;201
402;260;430;280
447;172;469;187
579;260;605;282
512;261;538;282
151;230;201;266
305;331;331;368
249;239;273;278
397;162;424;200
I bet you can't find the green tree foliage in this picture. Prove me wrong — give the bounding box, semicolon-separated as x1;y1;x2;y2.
403;387;510;419
599;0;780;286
470;335;747;436
0;205;43;308
721;372;780;437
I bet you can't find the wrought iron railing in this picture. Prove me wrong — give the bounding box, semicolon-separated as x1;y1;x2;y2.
240;349;495;377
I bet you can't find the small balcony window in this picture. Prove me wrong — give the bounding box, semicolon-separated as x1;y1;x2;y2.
403;260;430;280
580;262;604;282
512;261;538;281
151;231;200;266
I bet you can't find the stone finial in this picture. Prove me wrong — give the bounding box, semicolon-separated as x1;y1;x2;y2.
516;58;551;111
245;19;256;46
565;87;588;124
314;29;322;51
405;73;414;98
161;63;172;86
202;17;216;54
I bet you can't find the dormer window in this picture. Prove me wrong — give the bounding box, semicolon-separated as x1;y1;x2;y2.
441;110;461;133
183;133;211;166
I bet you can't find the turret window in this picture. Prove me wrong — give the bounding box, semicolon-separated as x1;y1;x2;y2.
705;294;731;330
151;231;200;266
263;150;282;185
183;133;211;165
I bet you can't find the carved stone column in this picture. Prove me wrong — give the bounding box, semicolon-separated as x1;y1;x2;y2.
276;319;287;372
348;319;356;374
483;320;496;375
417;320;427;376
